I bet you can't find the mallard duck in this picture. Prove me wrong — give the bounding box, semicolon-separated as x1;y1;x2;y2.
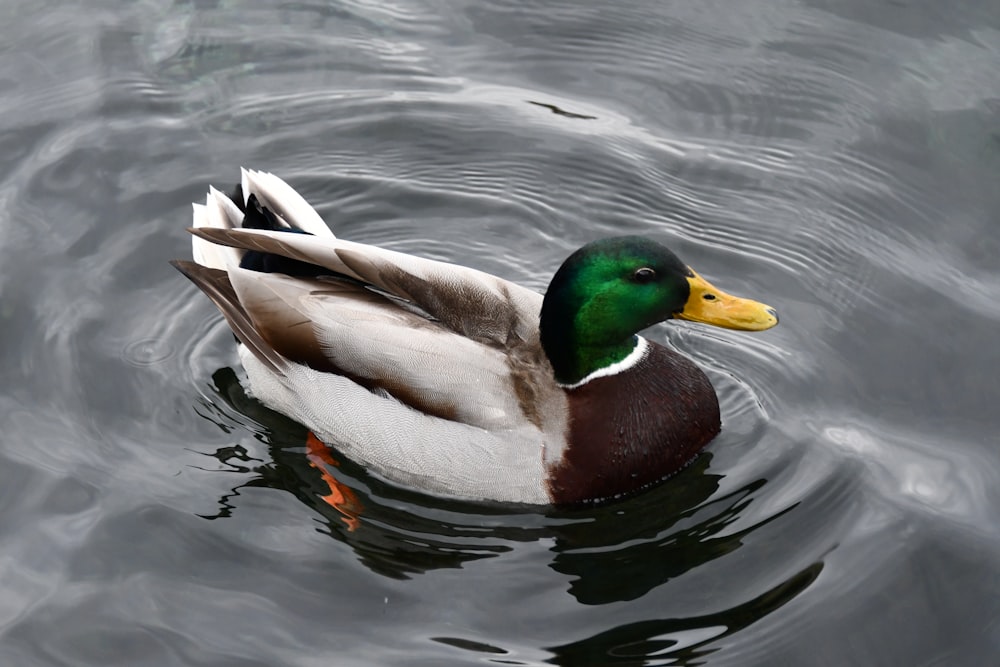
173;169;777;505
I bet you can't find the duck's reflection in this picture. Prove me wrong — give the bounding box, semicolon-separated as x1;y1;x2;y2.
547;471;794;605
546;561;823;666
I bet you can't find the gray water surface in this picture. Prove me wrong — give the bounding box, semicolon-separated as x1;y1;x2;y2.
2;1;999;665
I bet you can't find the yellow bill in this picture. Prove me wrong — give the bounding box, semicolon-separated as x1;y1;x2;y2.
676;269;778;331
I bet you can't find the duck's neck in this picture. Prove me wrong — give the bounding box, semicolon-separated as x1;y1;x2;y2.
556;336;648;389
539;299;644;386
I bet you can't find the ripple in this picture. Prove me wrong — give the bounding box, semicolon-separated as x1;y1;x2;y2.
813;416;1000;537
121;338;175;367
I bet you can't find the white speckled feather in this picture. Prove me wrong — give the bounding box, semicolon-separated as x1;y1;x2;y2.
238;346;550;503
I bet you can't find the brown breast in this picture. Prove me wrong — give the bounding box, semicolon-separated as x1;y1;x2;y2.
546;341;721;504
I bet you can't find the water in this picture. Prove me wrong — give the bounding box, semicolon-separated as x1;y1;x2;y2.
2;1;999;664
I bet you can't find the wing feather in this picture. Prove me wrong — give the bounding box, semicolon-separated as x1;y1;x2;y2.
225;267;524;429
187;227;543;347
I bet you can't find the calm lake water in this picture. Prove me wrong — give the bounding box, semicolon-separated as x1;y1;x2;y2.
2;1;999;665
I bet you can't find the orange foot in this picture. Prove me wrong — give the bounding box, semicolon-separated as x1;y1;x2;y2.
305;432;362;531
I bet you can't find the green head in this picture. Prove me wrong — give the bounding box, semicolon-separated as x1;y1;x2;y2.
539;236;777;385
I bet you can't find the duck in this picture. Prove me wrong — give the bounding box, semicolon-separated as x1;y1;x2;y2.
173;169;778;505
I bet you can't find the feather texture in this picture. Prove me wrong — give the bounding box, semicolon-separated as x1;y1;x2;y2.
177;170;567;503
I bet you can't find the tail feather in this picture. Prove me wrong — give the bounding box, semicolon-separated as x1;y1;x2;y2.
190;170;335;272
179;170;347;370
240;168;335;238
191;188;244;270
208;186;245;228
170;259;288;376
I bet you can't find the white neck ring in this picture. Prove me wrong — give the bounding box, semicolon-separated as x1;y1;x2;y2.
558;336;649;390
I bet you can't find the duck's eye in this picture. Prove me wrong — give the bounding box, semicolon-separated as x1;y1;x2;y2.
633;267;657;283
703;294;717;301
